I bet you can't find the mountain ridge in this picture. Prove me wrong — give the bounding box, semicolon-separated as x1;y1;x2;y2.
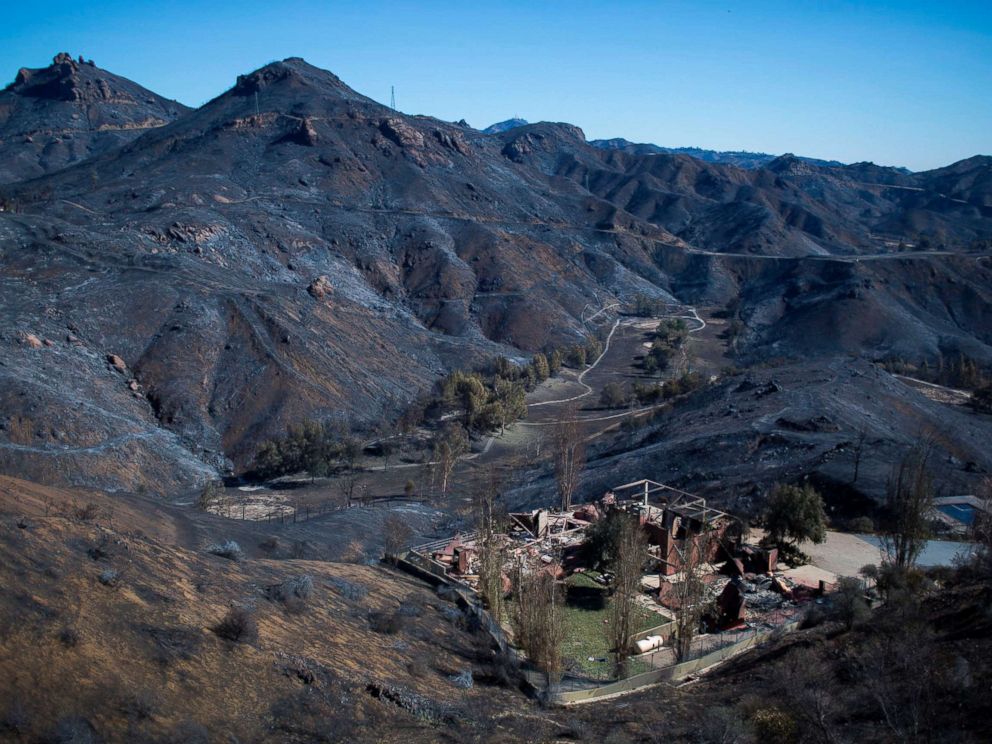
0;52;189;184
0;56;990;497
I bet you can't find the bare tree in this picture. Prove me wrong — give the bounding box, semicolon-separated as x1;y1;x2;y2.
511;566;565;691
972;476;992;577
549;402;586;512
671;527;714;662
848;621;937;741
778;650;842;744
851;428;868;484
382;512;413;563
475;467;508;622
431;425;468;498
607;511;648;675
337;471;365;507
880;441;935;569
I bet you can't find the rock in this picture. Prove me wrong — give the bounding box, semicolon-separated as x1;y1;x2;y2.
128;380;139;391
278;117;318;146
21;333;44;349
379;118;424;149
106;354;127;372
308;275;333;300
432;129;469;155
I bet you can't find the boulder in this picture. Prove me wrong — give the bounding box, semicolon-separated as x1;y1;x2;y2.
22;333;43;349
379;118;424;149
106;354;127;372
308;275;333;300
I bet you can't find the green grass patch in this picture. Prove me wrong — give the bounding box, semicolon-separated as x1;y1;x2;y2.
560;598;661;678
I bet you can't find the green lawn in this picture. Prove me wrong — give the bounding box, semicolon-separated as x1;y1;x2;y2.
505;571;670;680
559;592;664;678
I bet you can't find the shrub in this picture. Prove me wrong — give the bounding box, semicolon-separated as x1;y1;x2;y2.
1;699;29;735
51;716;98;744
831;577;871;630
327;577;367;601
751;707;798;744
206;540;243;561
74;502;100;521
397;602;423;618
800;604;826;629
59;626;80;647
268;575;314;614
407;660;429;678
848;515;875;533
98;569;119;586
167;721;210;744
146;626;201;666
369;610;403;635
449;669;473;689
599;381;628;408
213;607;258;643
120;690;158;722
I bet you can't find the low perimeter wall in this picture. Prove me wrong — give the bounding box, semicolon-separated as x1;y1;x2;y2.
552;619;802;705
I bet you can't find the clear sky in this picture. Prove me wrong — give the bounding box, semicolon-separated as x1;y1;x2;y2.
2;1;990;171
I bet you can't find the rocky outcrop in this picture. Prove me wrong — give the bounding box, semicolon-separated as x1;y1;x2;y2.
307;275;333;300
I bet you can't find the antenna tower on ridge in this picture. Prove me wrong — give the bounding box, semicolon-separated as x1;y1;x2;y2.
390;86;396;110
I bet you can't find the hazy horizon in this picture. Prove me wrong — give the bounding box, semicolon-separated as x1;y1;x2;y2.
3;1;990;171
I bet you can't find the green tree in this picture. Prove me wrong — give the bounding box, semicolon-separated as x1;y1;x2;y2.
493;378;527;431
599;381;628;408
443;371;488;427
531;353;550;382
764;483;827;547
253;440;285;479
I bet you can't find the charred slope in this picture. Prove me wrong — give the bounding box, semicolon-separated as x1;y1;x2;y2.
503;126;992;256
0;56;989;497
0;53;189;184
0;58;683;494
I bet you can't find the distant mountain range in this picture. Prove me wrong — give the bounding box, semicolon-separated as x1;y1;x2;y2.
482;118;905;172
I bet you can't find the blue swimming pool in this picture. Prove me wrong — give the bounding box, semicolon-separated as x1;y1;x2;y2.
937;504;976;526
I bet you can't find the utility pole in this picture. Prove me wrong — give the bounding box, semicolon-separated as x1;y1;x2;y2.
254;91;259;117
390;86;395;110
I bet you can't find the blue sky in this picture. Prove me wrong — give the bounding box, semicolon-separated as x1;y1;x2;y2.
2;1;990;170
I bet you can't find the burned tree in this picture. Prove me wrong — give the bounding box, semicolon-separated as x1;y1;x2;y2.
880;441;935;570
606;511;648;673
671;527;714;662
382;513;413;564
475;469;508;621
549;402;585;512
973;477;992;578
511;567;565;690
431;425;468;498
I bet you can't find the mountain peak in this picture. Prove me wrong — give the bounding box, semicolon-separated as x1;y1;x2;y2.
0;53;189;183
483;118;528;134
228;57;374;106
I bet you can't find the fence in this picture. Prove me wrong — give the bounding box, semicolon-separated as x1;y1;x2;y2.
550;609;805;704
